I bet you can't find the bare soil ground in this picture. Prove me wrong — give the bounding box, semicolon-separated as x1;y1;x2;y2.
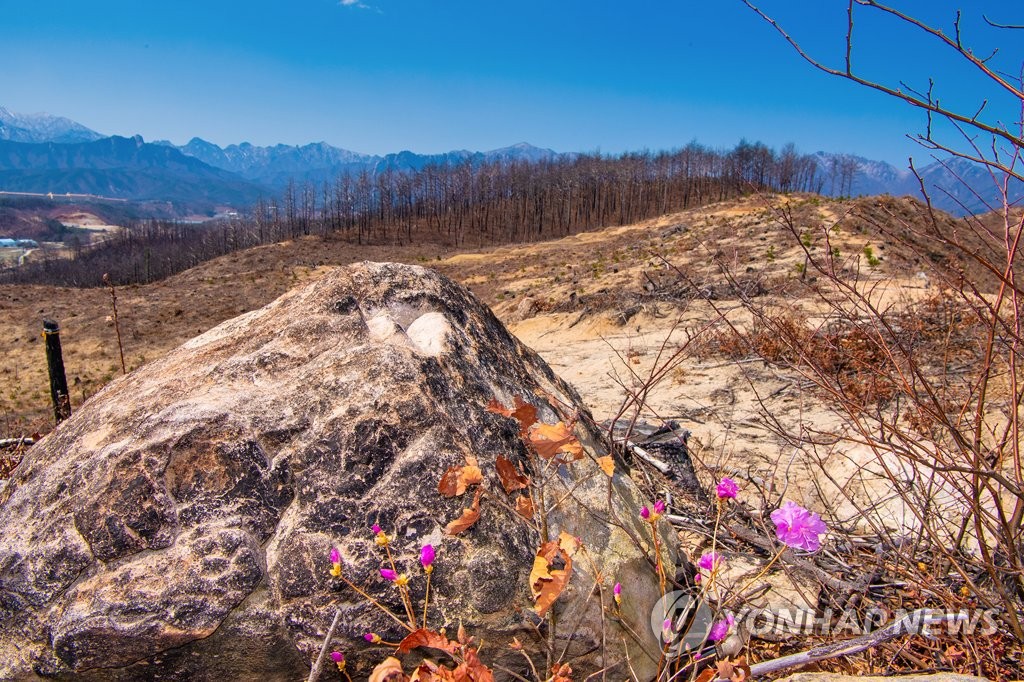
0;192;965;514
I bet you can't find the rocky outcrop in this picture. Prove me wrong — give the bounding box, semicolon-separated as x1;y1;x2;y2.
0;262;675;680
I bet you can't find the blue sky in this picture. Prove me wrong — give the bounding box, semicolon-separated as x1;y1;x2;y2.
2;1;1020;166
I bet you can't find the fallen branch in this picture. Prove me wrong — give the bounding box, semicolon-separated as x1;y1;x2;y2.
626;441;671;474
748;609;966;677
0;437;34;449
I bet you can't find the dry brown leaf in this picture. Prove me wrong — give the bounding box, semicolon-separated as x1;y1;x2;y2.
716;657;750;682
529;540;573;617
445;488;482;535
438;457;483;497
410;662;444;682
397;628;459;655
487;397;538;434
550;663;573;682
528;422;583;462
515;494;534;520
438;465;463;497
369;656;409;682
458;647;494;682
529;554;551;595
694;670;717;682
557;531;580;557
460;459;483;488
596;455;615;477
495;455;530;493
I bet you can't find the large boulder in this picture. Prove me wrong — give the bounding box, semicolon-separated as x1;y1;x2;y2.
0;262;676;680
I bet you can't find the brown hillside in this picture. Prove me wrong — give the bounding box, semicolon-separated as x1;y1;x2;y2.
0;193;978;441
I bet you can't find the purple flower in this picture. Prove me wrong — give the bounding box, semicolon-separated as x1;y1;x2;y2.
330;547;340;564
364;632;381;644
613;582;622;605
372;524;382;535
697;552;722;571
661;617;673;641
420;544;435;569
654;499;666;515
640;506;651;520
716;477;739;499
330;651;344;663
770;501;828;553
708;614;734;642
380;568;398;582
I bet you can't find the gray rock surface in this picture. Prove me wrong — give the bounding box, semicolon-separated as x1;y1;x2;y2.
0;262;675;680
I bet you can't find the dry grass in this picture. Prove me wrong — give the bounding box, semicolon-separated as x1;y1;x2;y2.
0;192;974;438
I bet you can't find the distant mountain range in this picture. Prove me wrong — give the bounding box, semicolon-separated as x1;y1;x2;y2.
0;136;265;209
0;104;1018;217
811;152;1023;216
151;137;561;188
0;106;105;144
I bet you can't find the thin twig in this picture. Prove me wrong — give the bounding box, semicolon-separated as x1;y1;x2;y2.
307;607;343;682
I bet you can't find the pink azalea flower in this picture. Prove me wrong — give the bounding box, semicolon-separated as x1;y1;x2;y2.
420;544;436;569
708;614;734;642
697;552;722;571
716;477;739;499
330;651;344;663
653;499;666;515
613;582;622;605
770;501;828;553
380;568;398;582
372;524;382;535
364;632;381;643
640;506;651;520
330;547;341;564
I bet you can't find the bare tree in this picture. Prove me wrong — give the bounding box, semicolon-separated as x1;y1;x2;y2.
740;0;1024;638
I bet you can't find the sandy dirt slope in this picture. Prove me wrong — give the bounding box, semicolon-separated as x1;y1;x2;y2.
0;193;948;526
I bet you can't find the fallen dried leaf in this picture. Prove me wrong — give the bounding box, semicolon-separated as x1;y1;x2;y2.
445;489;482;535
397;628;459;655
369;656;409;682
716;656;750;682
550;663;573;682
410;661;445;682
529;422;583;462
515;494;535;520
460;458;483;488
557;531;581;556
460;647;495;682
596;455;615;477
487;397;538;434
438;456;483;497
529;540;573;617
438;466;463;497
694;670;717;682
495;455;530;493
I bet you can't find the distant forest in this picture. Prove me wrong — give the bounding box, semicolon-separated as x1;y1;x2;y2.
1;141;837;287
